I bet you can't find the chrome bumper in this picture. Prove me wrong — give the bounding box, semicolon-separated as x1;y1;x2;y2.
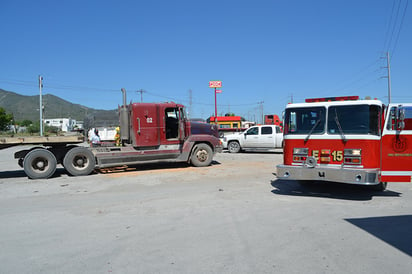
276;164;380;185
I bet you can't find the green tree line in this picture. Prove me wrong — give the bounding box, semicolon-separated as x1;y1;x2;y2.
0;107;59;134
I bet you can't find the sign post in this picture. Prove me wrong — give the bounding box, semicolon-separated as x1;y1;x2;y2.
209;81;222;124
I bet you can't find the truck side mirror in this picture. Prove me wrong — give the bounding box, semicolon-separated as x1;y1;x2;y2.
396;107;406;130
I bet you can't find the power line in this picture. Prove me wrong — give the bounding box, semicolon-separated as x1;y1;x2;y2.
387;0;403;52
382;0;398;51
391;0;409;58
1;77;264;109
382;0;409;58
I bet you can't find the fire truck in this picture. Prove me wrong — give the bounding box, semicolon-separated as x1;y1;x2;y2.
3;89;222;179
276;96;412;191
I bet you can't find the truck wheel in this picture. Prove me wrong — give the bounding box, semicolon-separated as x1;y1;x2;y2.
23;149;57;179
63;147;96;176
228;141;241;153
190;143;213;167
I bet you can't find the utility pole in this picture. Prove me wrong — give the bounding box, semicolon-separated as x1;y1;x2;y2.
257;101;264;124
136;89;146;102
39;75;43;136
381;52;392;104
386;52;392;104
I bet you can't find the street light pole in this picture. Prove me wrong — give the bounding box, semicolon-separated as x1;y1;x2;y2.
214;87;217;122
209;80;222;124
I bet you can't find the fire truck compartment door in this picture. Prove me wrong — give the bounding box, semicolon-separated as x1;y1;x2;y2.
381;104;412;183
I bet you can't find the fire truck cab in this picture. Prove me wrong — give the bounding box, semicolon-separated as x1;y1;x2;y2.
276;96;412;190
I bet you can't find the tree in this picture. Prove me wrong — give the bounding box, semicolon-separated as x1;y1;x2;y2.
0;108;13;131
21;120;33;127
28;122;40;135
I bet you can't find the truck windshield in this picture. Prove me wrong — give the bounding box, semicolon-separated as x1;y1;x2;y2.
284;107;325;135
327;105;381;135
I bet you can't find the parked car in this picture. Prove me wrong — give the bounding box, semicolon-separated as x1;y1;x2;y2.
222;125;283;153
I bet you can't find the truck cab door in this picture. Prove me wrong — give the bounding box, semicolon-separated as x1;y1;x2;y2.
243;126;259;148
132;103;160;147
381;104;412;182
165;106;187;142
178;107;186;141
260;126;276;148
165;107;180;141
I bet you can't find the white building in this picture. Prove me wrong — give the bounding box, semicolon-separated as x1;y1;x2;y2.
44;118;77;132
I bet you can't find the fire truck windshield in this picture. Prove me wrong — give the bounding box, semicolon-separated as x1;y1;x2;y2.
327;105;380;135
284;107;325;135
284;104;381;136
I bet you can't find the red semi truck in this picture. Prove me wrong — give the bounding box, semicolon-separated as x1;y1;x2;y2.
2;89;222;179
276;96;412;191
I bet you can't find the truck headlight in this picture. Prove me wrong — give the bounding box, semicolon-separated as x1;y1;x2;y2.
344;149;361;156
293;148;308;155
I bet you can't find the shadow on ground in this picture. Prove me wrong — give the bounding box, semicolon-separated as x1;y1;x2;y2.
222;150;283;154
0;160;222;179
0;168;72;179
346;215;412;256
271;178;401;201
96;160;221;174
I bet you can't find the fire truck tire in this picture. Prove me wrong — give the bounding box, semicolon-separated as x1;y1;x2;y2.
190;143;213;167
228;141;241;153
371;182;387;191
23;149;57;179
63;147;96;176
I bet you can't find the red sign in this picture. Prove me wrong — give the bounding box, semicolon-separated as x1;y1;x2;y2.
209;81;222;88
216;89;222;93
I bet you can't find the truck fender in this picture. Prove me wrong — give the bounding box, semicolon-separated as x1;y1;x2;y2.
179;140;214;162
179;140;196;162
15;147;43;159
15;147;44;167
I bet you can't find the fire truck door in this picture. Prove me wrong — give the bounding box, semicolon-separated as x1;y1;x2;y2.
381;104;412;183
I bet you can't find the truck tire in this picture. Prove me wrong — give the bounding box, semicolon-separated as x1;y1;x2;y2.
23;149;57;179
228;141;241;153
63;147;96;176
190;143;213;167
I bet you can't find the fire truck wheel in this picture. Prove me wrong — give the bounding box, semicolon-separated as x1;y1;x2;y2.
63;147;96;176
228;141;241;153
23;149;57;179
191;143;213;167
371;182;387;191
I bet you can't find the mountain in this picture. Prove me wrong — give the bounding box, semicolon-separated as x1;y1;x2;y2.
0;89;118;127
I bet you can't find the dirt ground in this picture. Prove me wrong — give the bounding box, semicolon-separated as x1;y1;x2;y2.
0;147;411;273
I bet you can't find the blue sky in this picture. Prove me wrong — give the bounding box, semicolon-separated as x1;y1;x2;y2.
1;0;411;122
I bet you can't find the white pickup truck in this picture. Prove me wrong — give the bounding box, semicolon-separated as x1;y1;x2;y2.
222;125;283;153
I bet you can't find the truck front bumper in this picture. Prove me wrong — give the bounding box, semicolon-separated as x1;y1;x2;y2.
215;144;223;153
276;164;380;185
